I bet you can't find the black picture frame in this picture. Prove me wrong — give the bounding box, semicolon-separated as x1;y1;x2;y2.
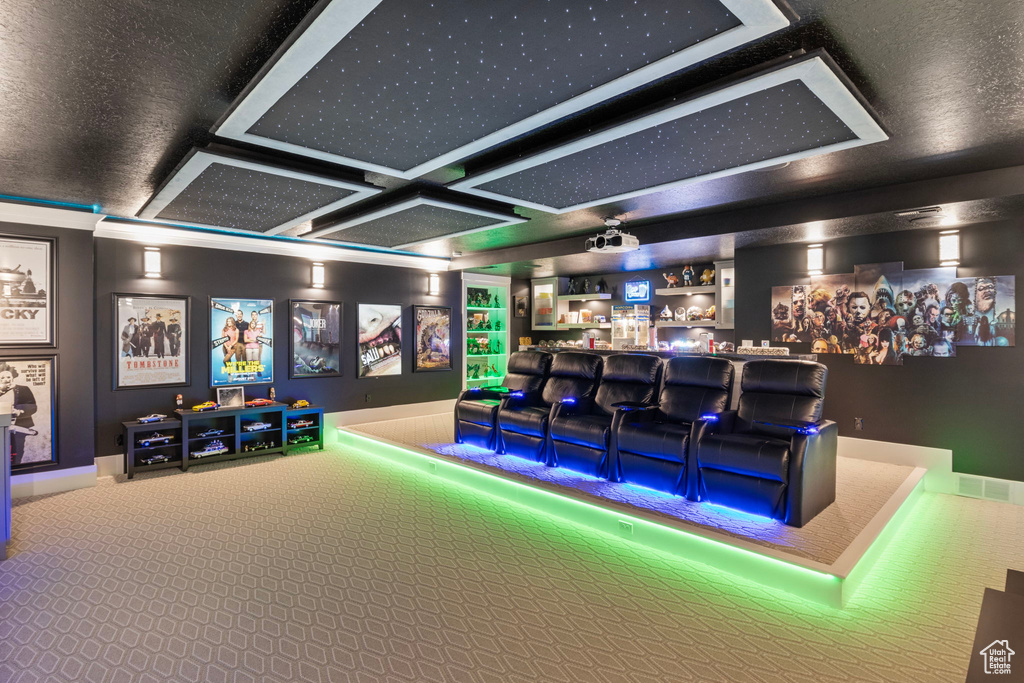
0;233;57;348
112;293;191;390
1;355;58;471
356;303;403;378
210;297;275;387
412;305;452;372
289;299;343;379
514;295;527;318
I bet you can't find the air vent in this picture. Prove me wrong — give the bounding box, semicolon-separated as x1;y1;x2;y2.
957;476;984;498
984;479;1011;503
895;206;943;217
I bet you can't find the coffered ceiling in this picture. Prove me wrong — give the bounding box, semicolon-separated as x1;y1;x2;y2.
2;0;1024;265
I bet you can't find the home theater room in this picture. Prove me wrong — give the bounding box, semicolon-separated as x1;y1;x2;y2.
1;0;1022;681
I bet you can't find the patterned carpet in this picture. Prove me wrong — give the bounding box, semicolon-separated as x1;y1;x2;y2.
1;436;1021;682
345;414;916;566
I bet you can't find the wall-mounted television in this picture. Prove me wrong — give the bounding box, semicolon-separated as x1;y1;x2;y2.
624;280;651;302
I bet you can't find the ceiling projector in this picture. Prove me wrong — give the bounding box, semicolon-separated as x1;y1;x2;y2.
585;219;639;253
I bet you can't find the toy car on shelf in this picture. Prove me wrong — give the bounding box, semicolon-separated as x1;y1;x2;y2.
242;441;276;452
291;399;310;409
195;428;225;438
192;401;219;412
242;421;272;432
190;440;229;458
245;398;274;407
137;413;166;423
138;433;174;448
140;454;172;465
288;419;314;430
288;435;316;445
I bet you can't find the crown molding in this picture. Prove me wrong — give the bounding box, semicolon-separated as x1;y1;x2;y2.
94;218;450;271
0;201;103;231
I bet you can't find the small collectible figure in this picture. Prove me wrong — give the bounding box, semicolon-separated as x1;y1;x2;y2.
700;268;715;286
269;387;276;401
682;265;695;286
567;279;578;295
492;293;501;308
596;278;608;294
660;306;673;320
175;394;183;407
687;306;703;321
663;273;679;288
583;278;591;294
704;305;716;320
494;320;502;331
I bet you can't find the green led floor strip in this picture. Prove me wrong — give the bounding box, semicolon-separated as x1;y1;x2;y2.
335;429;929;608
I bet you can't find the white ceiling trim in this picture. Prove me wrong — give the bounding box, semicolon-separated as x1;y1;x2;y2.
450;56;889;213
95;218;450;271
136;149;381;234
213;0;790;179
0;201;103;231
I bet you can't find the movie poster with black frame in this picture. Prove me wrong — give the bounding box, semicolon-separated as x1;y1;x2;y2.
0;234;56;347
514;295;528;318
0;355;57;471
113;293;190;389
413;305;452;372
210;298;274;386
289;299;342;379
357;303;402;378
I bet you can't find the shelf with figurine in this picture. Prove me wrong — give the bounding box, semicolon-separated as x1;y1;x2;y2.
654;266;716;296
654;303;717;328
465;281;508;391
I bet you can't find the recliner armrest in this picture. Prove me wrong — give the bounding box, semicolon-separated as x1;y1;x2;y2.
753;418;823;435
459;386;509;403
549;397;583;421
611;401;660;412
785;420;838;527
695;409;736;434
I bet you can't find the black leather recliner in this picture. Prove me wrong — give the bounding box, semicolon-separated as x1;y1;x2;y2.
454;351;552;450
611;356;734;497
693;359;837;527
498;352;603;462
547;354;662;478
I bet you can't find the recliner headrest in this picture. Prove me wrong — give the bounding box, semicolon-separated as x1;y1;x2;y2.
602;354;661;384
550;352;602;379
741;360;827;398
664;357;734;390
507;350;552;376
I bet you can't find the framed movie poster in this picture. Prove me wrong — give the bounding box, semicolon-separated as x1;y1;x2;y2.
114;294;190;389
210;298;274;386
413;305;451;372
0;234;55;346
0;356;57;470
358;303;402;377
290;300;342;379
514;295;527;318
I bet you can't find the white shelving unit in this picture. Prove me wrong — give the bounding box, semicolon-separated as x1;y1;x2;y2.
463;272;510;391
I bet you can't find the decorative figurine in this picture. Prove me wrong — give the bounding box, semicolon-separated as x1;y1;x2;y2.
242;421;272;432
269;387;276;401
191;440;229;458
663;272;679;288
175;394;183;407
583;278;591;294
291;399;310;409
191;401;219;412
138;433;173;448
567;278;578;295
137;413;166;423
245;398;274;407
682;265;695;286
700;268;715;286
494;320;502;331
660;306;673;320
704;305;716;320
596;278;608;294
687;305;703;320
492;293;501;308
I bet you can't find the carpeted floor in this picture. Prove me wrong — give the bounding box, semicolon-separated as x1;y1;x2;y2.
345;414;917;565
1;437;1021;682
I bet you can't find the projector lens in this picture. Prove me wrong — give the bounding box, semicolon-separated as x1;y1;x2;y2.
595;236;607;249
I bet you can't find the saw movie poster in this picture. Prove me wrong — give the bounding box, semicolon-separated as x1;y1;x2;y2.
211;298;274;386
0;235;53;346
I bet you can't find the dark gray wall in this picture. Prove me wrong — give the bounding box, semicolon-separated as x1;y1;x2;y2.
510;264;735;347
93;238;462;457
1;220;95;474
735;221;1023;482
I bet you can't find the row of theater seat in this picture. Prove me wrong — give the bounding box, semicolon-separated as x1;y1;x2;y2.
454;351;838;527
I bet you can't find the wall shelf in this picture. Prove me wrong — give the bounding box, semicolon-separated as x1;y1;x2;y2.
557;293;611;301
655;320;717;328
559;323;611;329
654;286;716;297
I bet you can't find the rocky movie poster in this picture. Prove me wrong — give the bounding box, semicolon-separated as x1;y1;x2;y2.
0;236;52;345
358;304;402;377
0;357;55;469
116;295;187;388
770;262;1015;366
211;298;274;386
414;306;451;371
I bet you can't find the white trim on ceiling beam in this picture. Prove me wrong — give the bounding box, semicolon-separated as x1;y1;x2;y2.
136;149;381;234
0;201;103;231
213;0;790;179
451;56;889;213
95;218;450;271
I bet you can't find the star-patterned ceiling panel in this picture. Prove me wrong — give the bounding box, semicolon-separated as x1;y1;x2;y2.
137;150;381;234
213;0;790;178
309;198;526;249
452;55;889;213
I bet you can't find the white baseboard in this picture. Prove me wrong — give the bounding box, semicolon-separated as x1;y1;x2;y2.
95;454;123;478
11;465;98;499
